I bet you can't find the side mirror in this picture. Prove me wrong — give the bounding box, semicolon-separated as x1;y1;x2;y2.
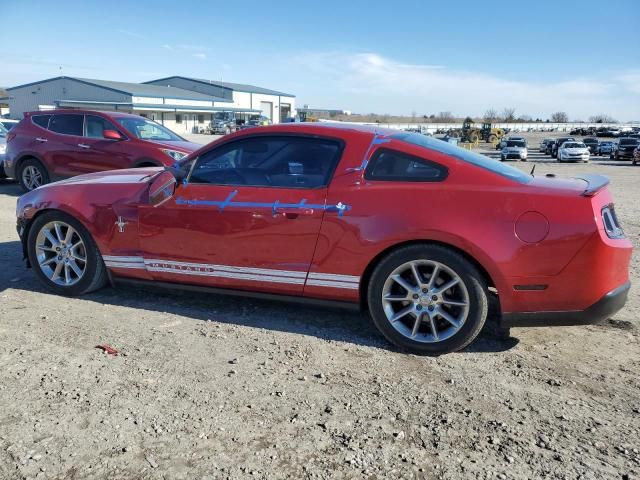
149;170;177;207
103;129;124;141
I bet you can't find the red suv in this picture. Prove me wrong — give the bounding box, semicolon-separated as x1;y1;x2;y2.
5;110;200;191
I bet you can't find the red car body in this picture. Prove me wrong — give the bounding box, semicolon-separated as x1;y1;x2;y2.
5;109;199;190
15;123;632;352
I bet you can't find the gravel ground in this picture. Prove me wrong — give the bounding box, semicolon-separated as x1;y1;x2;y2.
0;132;638;479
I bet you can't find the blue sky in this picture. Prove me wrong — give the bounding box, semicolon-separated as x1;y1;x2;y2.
1;0;639;120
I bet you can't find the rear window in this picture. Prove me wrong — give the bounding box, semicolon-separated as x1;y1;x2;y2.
49;114;84;136
390;132;531;184
32;115;51;129
619;139;638;146
365;148;447;182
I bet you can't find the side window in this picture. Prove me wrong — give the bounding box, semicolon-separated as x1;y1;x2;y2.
32;115;51;129
189;136;342;188
365;148;448;182
48;114;84;136
85;115;119;138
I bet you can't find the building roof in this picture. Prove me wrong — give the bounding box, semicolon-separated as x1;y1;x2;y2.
7;76;232;103
146;76;295;97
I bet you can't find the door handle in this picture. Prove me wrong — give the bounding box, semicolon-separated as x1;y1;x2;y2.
274;207;314;218
77;143;90;149
35;137;48;142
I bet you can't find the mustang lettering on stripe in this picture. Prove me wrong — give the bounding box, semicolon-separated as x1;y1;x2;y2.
101;255;359;290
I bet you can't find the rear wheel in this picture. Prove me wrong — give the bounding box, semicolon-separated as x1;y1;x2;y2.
27;211;108;296
367;244;488;355
18;158;49;192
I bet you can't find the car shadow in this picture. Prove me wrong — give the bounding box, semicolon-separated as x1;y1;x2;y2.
0;178;22;196
0;238;518;354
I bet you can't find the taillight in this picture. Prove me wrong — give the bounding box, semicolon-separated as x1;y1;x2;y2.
602;205;625;239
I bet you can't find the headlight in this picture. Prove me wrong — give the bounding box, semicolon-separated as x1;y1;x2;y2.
161;149;188;161
0;144;6;154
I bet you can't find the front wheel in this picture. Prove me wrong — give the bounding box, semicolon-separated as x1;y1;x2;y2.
367;244;488;355
27;211;108;296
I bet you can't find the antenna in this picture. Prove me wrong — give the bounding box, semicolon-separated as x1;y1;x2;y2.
530;164;536;176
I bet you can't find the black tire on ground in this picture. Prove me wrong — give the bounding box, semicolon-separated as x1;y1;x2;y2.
27;210;108;296
367;244;488;355
18;158;50;192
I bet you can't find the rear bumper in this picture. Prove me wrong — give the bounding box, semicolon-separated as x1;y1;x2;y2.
501;281;630;327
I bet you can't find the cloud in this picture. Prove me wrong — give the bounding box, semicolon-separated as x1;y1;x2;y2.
291;52;639;120
192;53;207;60
616;71;640;94
162;44;174;51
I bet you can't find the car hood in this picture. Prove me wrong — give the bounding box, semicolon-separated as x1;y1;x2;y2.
562;148;589;154
503;146;526;152
144;140;200;153
49;167;165;186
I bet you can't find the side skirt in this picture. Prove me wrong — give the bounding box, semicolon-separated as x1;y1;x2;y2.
111;276;361;312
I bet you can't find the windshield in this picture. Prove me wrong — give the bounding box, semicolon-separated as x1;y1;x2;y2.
116;117;184;141
0;123;7;137
564;143;585;148
506;140;525;147
391;132;531;184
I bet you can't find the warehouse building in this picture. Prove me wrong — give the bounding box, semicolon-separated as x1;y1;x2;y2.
5;75;295;133
144;76;296;124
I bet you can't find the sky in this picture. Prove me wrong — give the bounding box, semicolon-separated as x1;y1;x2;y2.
1;0;639;121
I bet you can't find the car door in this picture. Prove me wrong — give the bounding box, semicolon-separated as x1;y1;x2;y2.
77;114;134;172
46;113;86;177
138;134;344;295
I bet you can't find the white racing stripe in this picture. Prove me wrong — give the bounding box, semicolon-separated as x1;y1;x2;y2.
102;255;359;290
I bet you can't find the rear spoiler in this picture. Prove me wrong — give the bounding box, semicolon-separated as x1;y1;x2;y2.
574;174;610;197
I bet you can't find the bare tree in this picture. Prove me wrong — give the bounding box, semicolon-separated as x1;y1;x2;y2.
518;114;532;122
483;108;498;121
502;107;516;122
589;114;617;124
436;111;455;122
550;111;569;123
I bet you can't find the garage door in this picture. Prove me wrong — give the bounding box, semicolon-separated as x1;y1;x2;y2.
260;101;272;121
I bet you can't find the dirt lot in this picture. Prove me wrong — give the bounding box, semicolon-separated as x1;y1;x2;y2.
0;132;638;479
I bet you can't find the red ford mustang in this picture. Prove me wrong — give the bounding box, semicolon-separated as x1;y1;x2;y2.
15;123;632;354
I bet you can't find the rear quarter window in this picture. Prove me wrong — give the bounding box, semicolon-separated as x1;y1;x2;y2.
390;132;532;184
31;115;52;129
365;148;448;182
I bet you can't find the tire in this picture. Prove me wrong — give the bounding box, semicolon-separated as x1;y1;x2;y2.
18;158;50;192
367;244;488;355
27;211;108;296
500;155;505;162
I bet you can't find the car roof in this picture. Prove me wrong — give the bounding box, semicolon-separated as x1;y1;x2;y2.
235;122;393;137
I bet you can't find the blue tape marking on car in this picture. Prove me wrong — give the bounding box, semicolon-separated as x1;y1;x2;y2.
219;190;238;212
174;196;351;216
349;134;391;172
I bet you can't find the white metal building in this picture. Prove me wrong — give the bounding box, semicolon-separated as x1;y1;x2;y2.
144;76;296;124
4;76;294;133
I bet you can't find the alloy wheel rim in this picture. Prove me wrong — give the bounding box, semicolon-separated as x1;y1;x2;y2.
35;221;87;286
22;166;43;190
381;260;469;343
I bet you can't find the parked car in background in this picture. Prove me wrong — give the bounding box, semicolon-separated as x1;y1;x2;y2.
612;138;640;160
633;146;640;166
0;123;7;177
557;141;590;162
0;119;19;131
551;137;576;158
539;138;554;153
597;141;615;156
5;109;200;192
501;140;528;161
582;137;599;155
15;123;632;355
